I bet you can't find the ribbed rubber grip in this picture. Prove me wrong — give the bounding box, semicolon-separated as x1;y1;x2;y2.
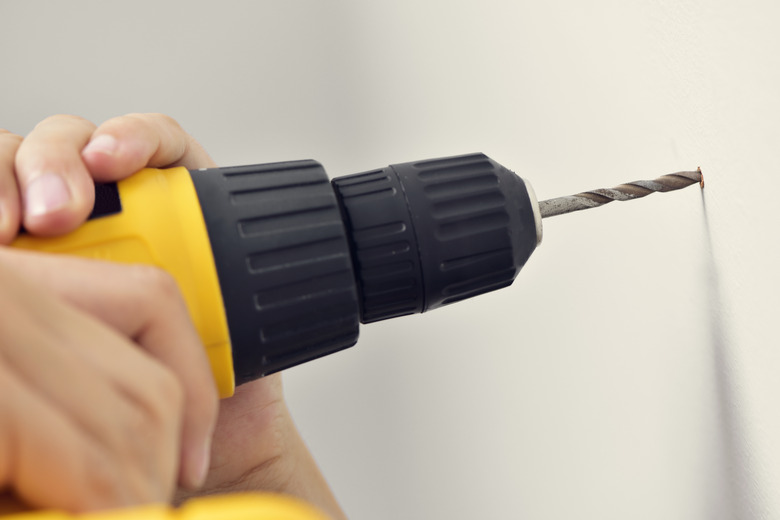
333;153;538;322
189;161;360;384
332;168;424;322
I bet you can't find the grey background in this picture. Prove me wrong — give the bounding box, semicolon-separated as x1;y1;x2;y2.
3;1;779;518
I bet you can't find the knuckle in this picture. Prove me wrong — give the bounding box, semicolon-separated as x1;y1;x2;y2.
128;113;185;142
151;364;185;411
115;368;182;468
128;264;182;304
98;114;144;135
123;112;180;131
141;112;181;129
113;113;190;165
33;114;92;131
119;397;179;493
109;377;180;484
123;112;152;121
136;362;185;422
99;113;169;141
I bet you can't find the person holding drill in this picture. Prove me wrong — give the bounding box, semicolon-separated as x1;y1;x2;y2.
0;114;345;519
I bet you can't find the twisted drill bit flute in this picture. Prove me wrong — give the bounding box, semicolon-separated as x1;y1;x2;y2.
538;168;704;218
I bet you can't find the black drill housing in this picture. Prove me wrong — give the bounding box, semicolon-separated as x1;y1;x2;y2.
190;153;538;385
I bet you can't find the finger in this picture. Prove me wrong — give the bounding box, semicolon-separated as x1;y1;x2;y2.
82;113;217;181
14;115;97;236
0;130;23;243
0;248;219;490
0;352;146;512
0;302;168;489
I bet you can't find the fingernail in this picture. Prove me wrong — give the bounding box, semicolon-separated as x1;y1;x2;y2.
26;173;72;217
190;438;212;488
83;134;118;157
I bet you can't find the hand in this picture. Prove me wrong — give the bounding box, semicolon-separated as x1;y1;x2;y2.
0;114;345;519
0;116;219;509
0;250;202;511
0;114;214;239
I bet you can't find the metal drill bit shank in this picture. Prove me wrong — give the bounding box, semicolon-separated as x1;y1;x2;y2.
538;169;703;218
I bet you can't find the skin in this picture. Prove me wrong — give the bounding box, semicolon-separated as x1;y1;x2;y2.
0;114;345;519
0;253;189;511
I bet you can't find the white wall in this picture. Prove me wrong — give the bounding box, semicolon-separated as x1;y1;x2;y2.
2;1;778;518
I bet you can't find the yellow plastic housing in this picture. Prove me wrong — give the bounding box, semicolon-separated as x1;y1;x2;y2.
1;494;329;520
12;167;235;398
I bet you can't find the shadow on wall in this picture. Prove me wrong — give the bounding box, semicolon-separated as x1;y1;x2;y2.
701;193;760;519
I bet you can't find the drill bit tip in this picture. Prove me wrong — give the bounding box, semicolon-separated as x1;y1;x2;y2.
538;168;703;219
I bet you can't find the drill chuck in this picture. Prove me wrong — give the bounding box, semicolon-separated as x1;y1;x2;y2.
189;153;540;385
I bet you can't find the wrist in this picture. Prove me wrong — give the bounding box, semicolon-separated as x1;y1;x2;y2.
233;413;346;520
175;375;346;519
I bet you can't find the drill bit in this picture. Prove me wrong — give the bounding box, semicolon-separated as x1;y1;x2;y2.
538;168;704;218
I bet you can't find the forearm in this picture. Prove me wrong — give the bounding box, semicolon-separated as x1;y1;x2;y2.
175;377;346;520
216;415;346;520
267;415;346;520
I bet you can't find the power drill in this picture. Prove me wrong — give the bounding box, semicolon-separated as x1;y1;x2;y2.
7;153;702;519
12;153;541;397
